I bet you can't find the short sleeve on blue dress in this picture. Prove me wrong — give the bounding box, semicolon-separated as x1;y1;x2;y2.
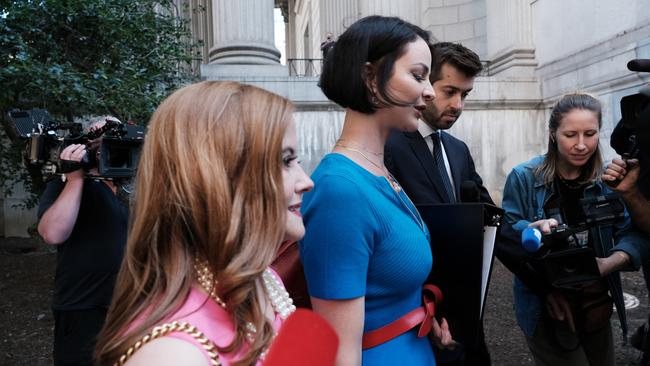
300;173;375;300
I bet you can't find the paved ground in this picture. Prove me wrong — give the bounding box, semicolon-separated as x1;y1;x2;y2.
484;258;648;365
0;236;647;365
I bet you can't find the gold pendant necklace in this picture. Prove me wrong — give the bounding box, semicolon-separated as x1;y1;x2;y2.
394;185;426;233
334;142;425;232
335;142;402;192
336;139;384;157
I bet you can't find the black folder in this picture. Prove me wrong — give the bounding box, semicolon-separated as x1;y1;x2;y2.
416;203;503;349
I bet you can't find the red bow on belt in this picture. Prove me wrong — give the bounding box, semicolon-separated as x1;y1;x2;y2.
362;284;444;349
416;284;444;337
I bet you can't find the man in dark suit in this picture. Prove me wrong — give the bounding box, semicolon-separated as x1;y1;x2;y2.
385;42;491;366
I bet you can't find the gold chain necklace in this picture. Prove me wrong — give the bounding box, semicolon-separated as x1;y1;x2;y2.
335;142;402;192
336;139;384;157
119;263;295;366
115;321;222;366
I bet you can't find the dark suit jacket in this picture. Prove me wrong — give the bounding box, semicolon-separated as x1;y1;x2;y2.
385;130;493;206
385;130;494;362
384;130;551;296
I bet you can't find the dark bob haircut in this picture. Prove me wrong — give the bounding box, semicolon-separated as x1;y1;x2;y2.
319;15;431;114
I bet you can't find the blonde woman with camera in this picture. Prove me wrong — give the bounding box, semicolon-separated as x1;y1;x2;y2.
502;92;649;366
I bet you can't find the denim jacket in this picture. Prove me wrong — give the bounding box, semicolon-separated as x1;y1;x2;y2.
502;155;649;338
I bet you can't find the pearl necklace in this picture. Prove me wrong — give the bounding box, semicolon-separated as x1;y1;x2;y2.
261;269;296;319
194;261;227;308
194;261;296;335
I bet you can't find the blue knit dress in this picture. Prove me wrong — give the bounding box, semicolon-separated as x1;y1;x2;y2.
300;153;436;365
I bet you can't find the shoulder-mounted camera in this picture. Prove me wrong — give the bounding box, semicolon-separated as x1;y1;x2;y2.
5;108;144;181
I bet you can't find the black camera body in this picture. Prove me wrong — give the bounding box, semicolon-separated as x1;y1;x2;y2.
611;59;650;197
541;194;626;252
5;108;144;180
534;194;626;288
612;91;649;160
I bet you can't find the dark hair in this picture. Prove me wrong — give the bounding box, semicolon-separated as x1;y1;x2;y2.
319;15;431;114
430;42;482;82
536;92;604;186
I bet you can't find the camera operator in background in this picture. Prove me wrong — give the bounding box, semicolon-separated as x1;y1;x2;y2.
37;116;128;366
502;93;649;366
603;75;650;234
603;82;650;362
605;156;650;364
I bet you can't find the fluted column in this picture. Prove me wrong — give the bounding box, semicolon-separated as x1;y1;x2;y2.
486;0;537;76
209;0;280;64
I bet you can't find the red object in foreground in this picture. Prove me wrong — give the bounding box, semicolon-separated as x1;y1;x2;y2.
264;309;339;366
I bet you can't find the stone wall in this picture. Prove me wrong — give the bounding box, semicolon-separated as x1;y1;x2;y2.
6;0;650;236
423;0;487;58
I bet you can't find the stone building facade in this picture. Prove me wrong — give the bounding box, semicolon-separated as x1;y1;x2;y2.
4;0;649;236
197;0;650;204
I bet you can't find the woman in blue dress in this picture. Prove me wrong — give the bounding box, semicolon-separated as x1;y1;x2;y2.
300;15;454;365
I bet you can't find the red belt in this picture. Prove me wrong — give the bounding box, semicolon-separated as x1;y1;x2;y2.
362;284;443;349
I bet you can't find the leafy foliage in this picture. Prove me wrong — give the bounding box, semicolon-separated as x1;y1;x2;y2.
0;0;201;207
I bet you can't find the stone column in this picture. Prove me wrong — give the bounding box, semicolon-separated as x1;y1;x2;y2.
209;0;280;65
486;0;537;76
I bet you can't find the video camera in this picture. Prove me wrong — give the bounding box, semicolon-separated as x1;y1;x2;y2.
541;194;626;251
5;108;144;181
522;194;626;289
610;59;650;195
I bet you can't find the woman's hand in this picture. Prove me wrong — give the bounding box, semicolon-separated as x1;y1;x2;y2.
596;251;630;276
430;317;457;350
545;292;575;332
528;218;559;234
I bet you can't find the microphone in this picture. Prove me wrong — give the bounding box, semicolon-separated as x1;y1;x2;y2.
460;180;480;203
264;308;339;366
627;59;650;72
521;227;542;253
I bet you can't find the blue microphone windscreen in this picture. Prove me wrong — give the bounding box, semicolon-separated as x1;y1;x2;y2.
521;227;542;253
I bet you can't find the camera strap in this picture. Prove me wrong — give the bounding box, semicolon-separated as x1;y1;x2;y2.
59;159;82;174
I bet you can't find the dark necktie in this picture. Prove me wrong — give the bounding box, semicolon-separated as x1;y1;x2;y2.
431;132;456;203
